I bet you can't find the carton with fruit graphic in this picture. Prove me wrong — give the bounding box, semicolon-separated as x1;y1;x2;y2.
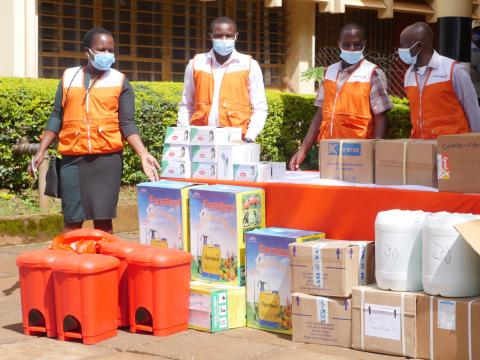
245;228;325;335
189;185;265;286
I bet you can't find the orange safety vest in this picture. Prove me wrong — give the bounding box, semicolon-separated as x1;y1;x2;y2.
319;59;377;140
58;66;125;155
190;52;252;136
404;54;470;139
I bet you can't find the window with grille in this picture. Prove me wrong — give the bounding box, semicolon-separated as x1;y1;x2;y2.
38;0;287;87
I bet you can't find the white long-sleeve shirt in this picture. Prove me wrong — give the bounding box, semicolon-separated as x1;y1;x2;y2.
177;50;268;141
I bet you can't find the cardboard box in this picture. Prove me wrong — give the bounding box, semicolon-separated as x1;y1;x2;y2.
189;280;246;333
245;228;325;334
217;144;261;180
289;240;375;297
352;286;422;358
191;145;217;163
270;162;287;179
191;162;217;180
375;139;437;187
160;160;191;178
189;185;265;286
190;126;242;145
165;126;190;145
233;163;272;182
416;295;480;360
319;139;375;183
437;133;480;193
292;293;352;348
162;144;191;162
136;180;195;250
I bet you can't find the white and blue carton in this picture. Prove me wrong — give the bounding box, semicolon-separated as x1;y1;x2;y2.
137;180;197;250
245;227;325;334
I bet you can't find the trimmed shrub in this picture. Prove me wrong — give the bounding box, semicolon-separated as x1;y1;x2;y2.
0;77;411;192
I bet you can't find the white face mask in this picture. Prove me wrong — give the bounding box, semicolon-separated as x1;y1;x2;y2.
339;48;364;65
398;41;421;65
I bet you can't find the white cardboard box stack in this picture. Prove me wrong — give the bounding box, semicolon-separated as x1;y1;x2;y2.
161;126;286;181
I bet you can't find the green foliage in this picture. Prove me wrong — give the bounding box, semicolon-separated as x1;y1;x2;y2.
301;67;325;82
0;77;412;192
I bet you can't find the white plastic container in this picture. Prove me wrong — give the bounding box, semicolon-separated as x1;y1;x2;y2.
375;210;426;291
422;212;480;297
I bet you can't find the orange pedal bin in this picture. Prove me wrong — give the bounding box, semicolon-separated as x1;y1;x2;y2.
127;247;192;336
99;240;143;327
16;249;74;337
51;254;120;344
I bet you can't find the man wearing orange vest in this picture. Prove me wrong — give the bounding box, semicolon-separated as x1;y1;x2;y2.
399;22;480;139
178;17;268;143
289;23;392;170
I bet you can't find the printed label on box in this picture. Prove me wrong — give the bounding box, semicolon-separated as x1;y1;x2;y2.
358;243;368;285
437;153;450;180
364;303;401;341
316;297;329;324
212;291;229;332
438;300;456;331
312;243;326;288
328;143;362;157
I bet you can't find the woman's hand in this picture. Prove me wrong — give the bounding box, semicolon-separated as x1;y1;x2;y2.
28;151;46;178
140;152;161;181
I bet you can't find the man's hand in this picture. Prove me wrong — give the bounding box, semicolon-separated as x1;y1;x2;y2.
289;149;307;171
28;151;46;178
140;153;161;181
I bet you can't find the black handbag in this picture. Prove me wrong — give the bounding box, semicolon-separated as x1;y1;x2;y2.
44;155;61;198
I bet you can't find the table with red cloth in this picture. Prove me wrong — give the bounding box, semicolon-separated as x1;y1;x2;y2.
169;172;480;241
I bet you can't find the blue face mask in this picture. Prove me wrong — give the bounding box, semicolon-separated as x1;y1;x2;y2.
212;39;235;57
473;33;480;44
398;41;420;65
89;49;115;71
339;49;364;65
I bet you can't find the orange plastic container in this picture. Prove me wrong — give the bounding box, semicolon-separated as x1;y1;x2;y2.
50;228;118;253
127;247;192;336
16;249;74;337
51;254;120;344
99;240;143;327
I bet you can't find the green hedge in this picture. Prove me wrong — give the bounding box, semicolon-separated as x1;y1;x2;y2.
0;77;410;192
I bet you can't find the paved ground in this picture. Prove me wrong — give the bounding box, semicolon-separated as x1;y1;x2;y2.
0;234;405;360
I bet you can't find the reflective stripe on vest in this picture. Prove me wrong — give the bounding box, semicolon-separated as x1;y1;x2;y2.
191;53;252;136
58;66;124;155
405;55;470;139
319;59;376;140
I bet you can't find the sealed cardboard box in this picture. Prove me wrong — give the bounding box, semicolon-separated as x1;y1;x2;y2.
189;185;265;286
165;126;190;145
162;144;191;162
191;145;217;163
191;162;217;180
289;240;375;297
245;228;325;334
352;286;422;358
417;295;480;360
319;139;376;183
190;126;242;146
136;180;195;250
160;160;191;178
437;133;480;193
217;144;261;180
189;280;246;333
292;293;351;348
375;139;437;187
233;163;272;182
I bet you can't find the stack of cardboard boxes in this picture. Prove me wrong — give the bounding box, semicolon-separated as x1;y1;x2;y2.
162;126;286;181
289;240;375;348
319;134;480;194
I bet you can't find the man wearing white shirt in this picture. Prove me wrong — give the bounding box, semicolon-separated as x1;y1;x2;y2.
177;17;268;143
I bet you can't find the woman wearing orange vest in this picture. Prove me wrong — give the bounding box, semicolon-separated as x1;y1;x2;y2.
289;23;392;170
28;28;159;233
178;17;268;143
399;22;480;139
